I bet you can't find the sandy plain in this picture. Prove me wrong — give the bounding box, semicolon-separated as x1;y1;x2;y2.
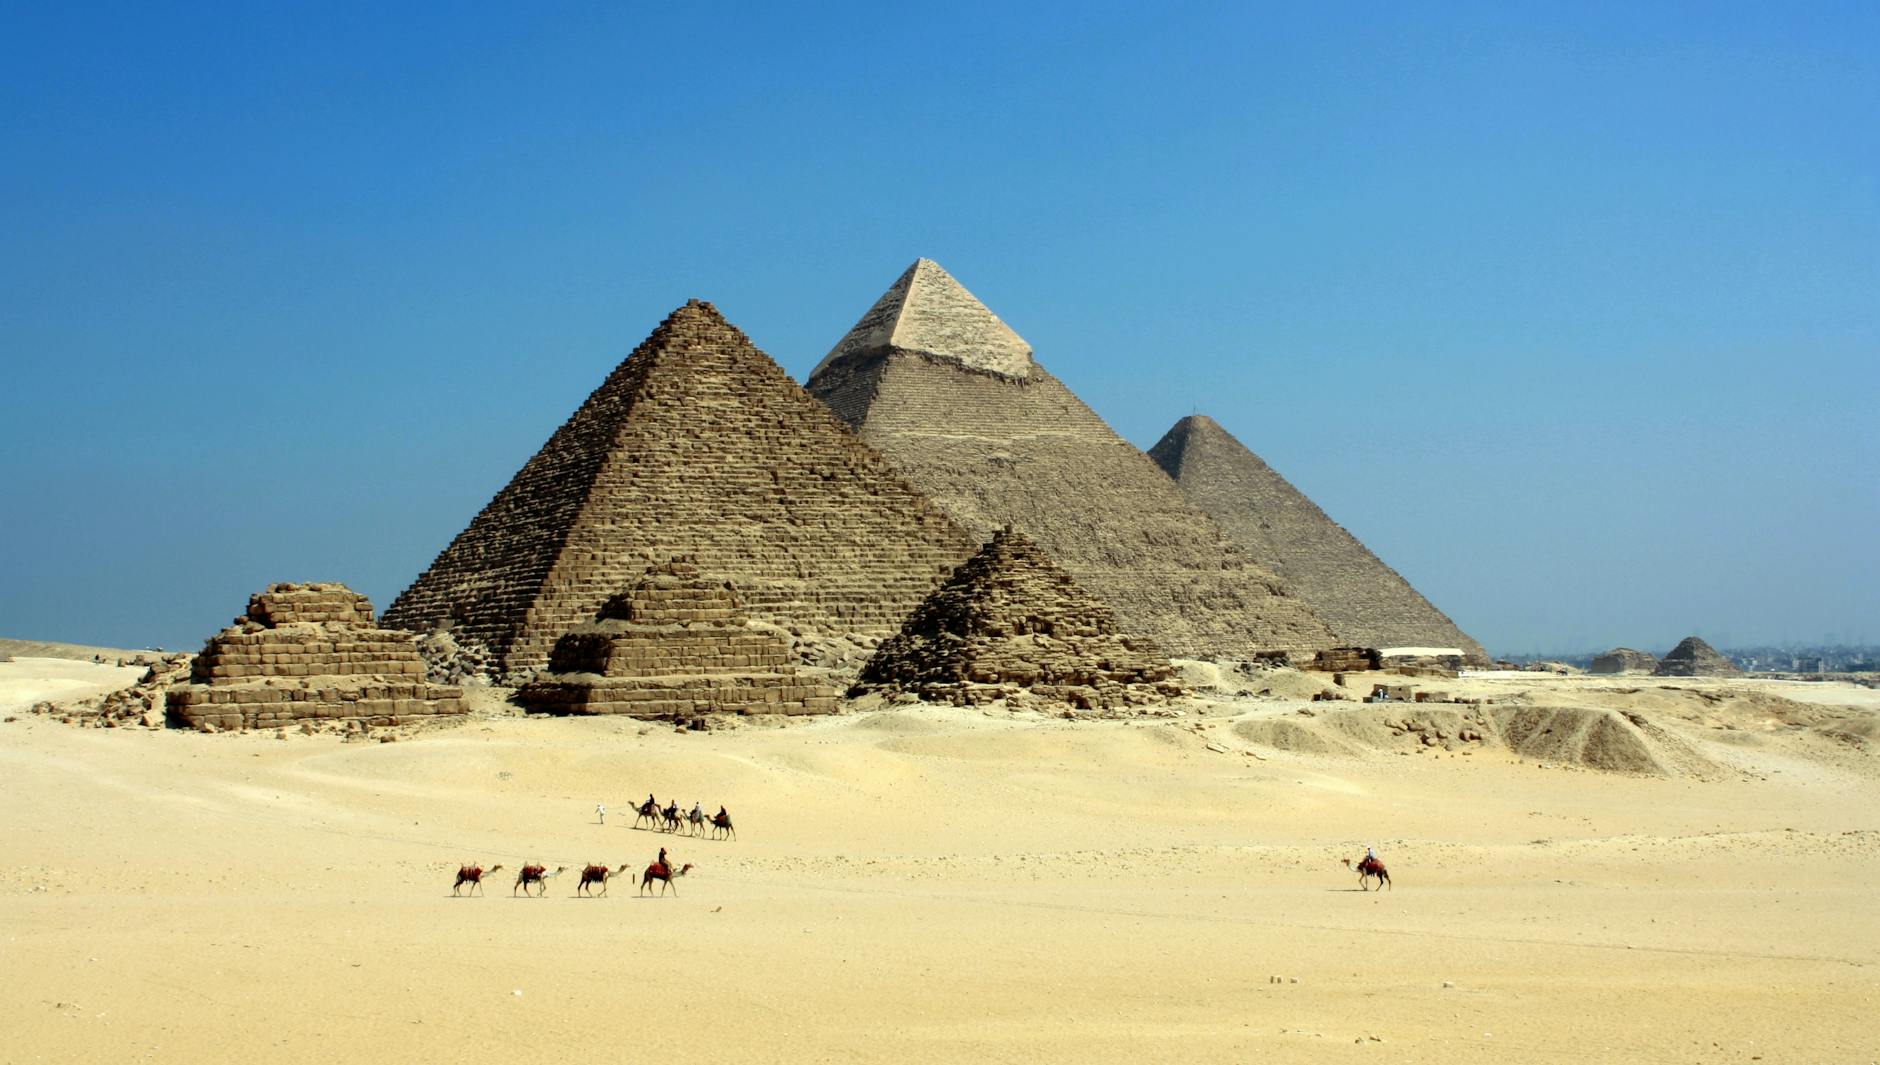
1;656;1876;1065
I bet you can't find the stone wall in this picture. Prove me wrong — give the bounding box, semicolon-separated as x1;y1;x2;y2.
168;583;464;731
517;559;840;718
383;301;974;680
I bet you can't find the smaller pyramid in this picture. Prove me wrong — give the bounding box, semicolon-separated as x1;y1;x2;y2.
1590;647;1659;675
812;259;1035;381
167;583;465;731
1652;637;1740;677
517;558;840;718
858;527;1182;709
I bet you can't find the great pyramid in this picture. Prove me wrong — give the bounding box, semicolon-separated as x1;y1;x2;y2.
517;558;840;718
1148;415;1488;662
382;300;975;679
859;527;1180;708
806;259;1336;660
1652;636;1740;677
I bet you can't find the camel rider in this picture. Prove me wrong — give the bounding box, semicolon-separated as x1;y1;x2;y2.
691;800;703;822
656;846;670;877
1365;846;1376;864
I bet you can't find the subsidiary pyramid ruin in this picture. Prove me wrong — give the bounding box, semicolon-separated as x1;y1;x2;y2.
517;558;839;718
806;259;1337;660
168;583;465;731
382;300;975;679
1652;636;1740;677
1590;647;1658;675
859;527;1180;708
1148;415;1488;662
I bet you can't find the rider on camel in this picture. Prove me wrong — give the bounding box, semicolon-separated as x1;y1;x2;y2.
655;846;670;878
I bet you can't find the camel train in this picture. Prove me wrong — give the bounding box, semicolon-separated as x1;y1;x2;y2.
633;796;736;840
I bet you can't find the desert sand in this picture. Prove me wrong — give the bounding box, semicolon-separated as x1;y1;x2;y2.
2;657;1876;1064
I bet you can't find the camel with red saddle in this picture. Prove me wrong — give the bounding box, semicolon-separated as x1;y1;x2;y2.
577;863;629;896
452;863;503;896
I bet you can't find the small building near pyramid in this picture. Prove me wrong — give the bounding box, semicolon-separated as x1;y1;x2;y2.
1652;636;1740;677
857;527;1183;710
1590;647;1659;675
516;558;840;718
167;583;465;731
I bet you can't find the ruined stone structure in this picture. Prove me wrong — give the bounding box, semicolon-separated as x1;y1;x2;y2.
1653;636;1740;677
1591;647;1659;675
1308;647;1383;672
517;558;838;718
858;527;1182;709
806;260;1336;660
1148;415;1488;663
382;300;974;679
167;583;464;731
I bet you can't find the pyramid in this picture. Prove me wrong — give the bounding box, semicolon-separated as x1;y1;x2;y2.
1148;415;1488;662
859;527;1180;708
167;583;465;731
1652;636;1740;677
382;300;975;679
806;260;1336;660
517;558;840;718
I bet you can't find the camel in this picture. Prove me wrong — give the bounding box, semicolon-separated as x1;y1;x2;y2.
685;806;707;836
452;863;503;896
633;799;660;830
639;861;693;896
661;803;683;833
1343;856;1392;891
710;810;736;841
512;863;567;897
577;863;629;896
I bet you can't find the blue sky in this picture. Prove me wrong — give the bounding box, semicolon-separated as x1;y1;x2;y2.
3;2;1874;655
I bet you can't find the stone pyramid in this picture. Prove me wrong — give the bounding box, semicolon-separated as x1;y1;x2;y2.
1652;636;1740;677
167;583;464;731
806;260;1336;660
859;527;1180;708
1148;415;1488;662
382;300;975;679
517;558;840;718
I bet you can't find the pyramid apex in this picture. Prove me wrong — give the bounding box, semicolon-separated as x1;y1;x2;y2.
812;258;1034;381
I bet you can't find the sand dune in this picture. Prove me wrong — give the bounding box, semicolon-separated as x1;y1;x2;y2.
1;660;1875;1063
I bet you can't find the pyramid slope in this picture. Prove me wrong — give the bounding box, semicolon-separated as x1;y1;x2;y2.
1149;415;1488;662
812;259;1034;381
860;527;1178;707
807;267;1337;660
383;301;975;677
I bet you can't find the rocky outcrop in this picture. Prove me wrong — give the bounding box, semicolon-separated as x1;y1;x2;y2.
167;583;464;731
858;527;1183;709
517;559;840;719
382;300;974;681
1591;647;1658;675
1653;637;1740;677
807;260;1337;660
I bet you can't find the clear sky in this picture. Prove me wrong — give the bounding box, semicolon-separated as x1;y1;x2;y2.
3;3;1874;656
